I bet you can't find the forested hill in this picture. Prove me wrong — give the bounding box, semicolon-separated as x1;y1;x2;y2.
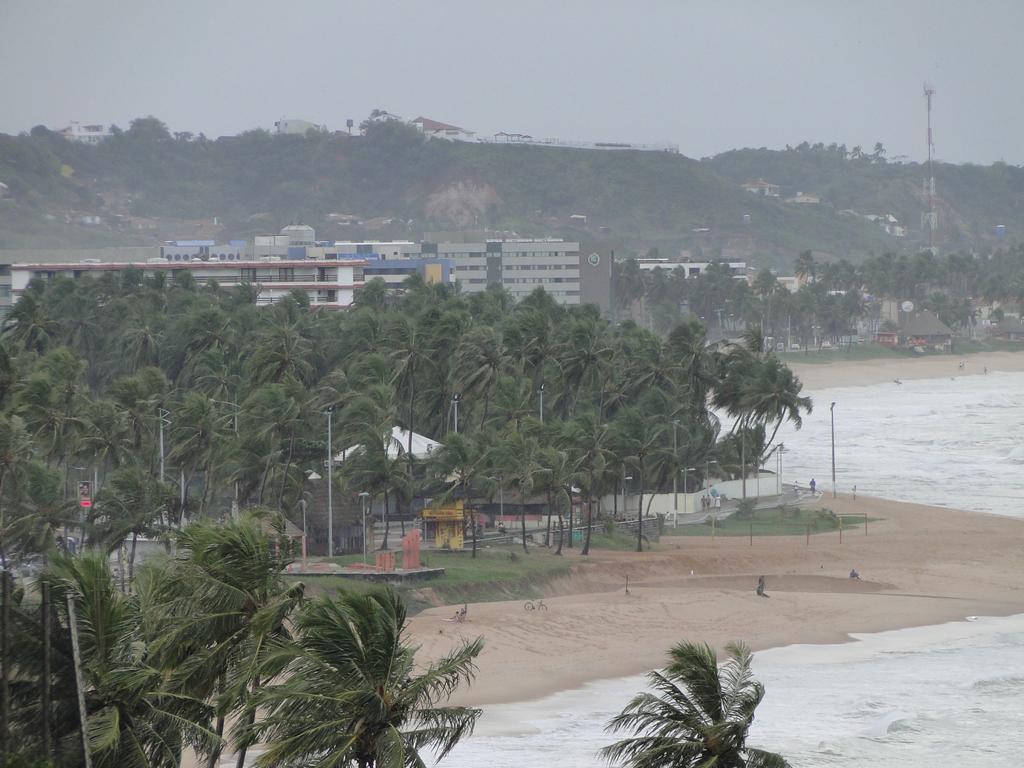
2;117;1023;266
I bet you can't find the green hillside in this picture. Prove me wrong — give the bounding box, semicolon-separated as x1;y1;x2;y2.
1;118;1022;266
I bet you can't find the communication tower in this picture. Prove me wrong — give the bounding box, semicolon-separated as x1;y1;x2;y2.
923;84;937;250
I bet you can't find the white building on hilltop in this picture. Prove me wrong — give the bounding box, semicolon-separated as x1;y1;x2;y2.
274;118;326;135
58;122;112;144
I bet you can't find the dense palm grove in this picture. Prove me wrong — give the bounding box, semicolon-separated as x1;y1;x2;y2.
0;268;808;766
618;247;1024;338
0;268;809;561
2;515;485;767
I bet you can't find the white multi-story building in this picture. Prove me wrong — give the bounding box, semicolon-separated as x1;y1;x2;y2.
274;119;326;135
10;258;366;309
634;259;747;280
58;122;113;144
331;238;582;304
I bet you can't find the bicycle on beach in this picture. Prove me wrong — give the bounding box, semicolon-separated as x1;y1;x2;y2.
524;599;548;612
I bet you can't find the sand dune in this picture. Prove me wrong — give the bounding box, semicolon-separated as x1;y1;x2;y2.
409;495;1024;706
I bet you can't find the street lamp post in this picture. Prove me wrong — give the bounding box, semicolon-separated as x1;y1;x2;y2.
672;419;680;526
830;402;837;498
359;492;370;565
538;384;545;424
324;406;336;556
681;467;696;518
452;393;460;434
777;444;784;495
622;474;633;518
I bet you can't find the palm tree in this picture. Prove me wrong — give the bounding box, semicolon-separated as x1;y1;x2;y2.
0;413;33;565
613;408;666;552
561;414;610;555
43;552;218;768
91;465;175;588
488;431;541;553
242;589;482;768
157;514;304;768
454;326;507;429
431;432;489;558
602;641;789;768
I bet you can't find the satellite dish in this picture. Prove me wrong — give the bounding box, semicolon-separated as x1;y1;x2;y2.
901;301;915;312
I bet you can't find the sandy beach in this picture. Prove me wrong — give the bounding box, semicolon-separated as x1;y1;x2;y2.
787;349;1024;390
410;495;1024;707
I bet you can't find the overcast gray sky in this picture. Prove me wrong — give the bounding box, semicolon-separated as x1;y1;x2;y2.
2;0;1022;164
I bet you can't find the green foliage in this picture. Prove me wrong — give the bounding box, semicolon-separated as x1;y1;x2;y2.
602;640;789;767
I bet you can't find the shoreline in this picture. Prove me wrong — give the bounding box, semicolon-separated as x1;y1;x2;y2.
409;494;1024;707
786;349;1024;390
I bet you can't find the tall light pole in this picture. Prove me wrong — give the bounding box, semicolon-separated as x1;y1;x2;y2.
359;491;370;565
623;473;633;518
740;424;747;500
680;466;696;522
452;393;460;434
158;408;170;483
538;384;545;424
777;444;784;495
830;402;837;498
672;419;680;523
324;406;336;556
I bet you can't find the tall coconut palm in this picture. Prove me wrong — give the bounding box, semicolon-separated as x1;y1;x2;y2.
242;589;482;768
561;414;610;555
43;552;218;768
91;466;175;588
612;407;666;552
488;431;541;553
431;432;489;558
156;514;304;768
602;641;789;768
454;326;507;429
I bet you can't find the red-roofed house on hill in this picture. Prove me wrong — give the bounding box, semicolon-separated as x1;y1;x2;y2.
410;117;476;142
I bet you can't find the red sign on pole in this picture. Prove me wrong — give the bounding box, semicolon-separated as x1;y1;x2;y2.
78;480;92;508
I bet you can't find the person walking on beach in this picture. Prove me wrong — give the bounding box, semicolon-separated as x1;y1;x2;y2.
756;576;769;598
809;478;816;496
852;484;857;501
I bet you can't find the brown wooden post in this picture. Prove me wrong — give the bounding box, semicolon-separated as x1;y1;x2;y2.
806;524;810;546
864;513;868;535
749;521;753;546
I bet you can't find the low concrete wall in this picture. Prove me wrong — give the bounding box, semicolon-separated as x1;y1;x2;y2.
602;472;781;516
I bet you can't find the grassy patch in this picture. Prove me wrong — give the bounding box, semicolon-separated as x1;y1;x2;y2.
291;545;574;611
663;506;878;537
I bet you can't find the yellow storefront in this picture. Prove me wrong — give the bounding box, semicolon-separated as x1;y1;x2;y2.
422;501;464;550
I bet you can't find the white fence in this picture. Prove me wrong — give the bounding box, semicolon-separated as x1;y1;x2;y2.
601;473;782;516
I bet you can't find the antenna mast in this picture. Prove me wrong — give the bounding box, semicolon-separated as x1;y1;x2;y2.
923;84;937;250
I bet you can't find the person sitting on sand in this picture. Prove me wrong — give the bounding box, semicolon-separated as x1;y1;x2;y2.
459;604;468;622
894;378;902;385
756;576;769;598
849;569;862;580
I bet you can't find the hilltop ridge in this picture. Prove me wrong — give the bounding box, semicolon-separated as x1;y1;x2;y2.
2;118;1022;267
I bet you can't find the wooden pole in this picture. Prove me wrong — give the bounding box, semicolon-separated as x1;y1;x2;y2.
712;514;716;545
839;513;843;544
806;524;810;546
41;583;52;760
67;595;93;768
864;513;868;535
749;521;753;546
